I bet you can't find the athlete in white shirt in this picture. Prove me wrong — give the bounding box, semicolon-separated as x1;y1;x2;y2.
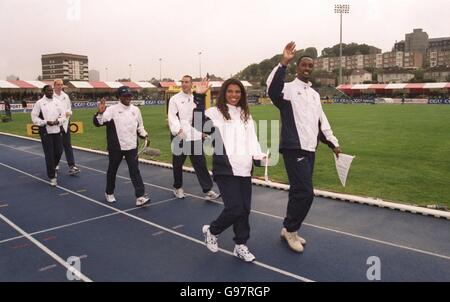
201;79;267;263
31;85;66;187
94;86;150;207
168;75;219;200
53;79;80;175
267;42;342;253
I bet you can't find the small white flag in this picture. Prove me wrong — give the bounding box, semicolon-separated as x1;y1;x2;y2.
334;153;355;187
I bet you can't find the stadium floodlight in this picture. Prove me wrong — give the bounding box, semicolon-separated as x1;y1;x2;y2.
334;4;350;86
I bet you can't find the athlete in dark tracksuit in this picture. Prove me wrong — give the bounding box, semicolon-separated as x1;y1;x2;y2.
200;79;266;263
31;85;66;187
267;42;342;252
93;86;150;207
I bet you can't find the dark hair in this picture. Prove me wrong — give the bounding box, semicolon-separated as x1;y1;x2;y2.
42;85;52;92
216;78;250;123
297;55;314;65
181;75;193;81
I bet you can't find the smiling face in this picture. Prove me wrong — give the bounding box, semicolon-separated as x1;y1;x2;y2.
225;84;242;106
296;57;314;82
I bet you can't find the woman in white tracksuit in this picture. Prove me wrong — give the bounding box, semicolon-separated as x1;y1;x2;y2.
200;78;266;263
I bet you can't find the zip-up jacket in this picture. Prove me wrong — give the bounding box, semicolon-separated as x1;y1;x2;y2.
267;63;339;152
31;96;66;135
203;103;265;177
168;91;203;141
53;91;72;133
93;102;148;151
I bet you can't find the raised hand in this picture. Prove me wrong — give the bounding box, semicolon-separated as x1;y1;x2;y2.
195;77;210;94
98;98;107;113
281;41;296;66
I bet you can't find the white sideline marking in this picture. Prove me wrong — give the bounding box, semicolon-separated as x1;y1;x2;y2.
0;211;92;282
1;142;450;261
0;162;313;282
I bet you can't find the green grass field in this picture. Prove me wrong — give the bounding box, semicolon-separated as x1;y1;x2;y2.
1;104;449;208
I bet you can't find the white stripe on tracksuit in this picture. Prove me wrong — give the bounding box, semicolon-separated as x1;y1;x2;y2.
266;63;339;152
204;105;265;177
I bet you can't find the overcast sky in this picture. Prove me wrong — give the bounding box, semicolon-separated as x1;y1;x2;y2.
1;0;449;81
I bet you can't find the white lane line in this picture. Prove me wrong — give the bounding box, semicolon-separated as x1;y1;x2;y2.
2;144;450;261
39;264;57;272
0;143;209;200
172;225;184;230
243;207;450;261
0;197;178;245
0;204;8;208
74;163;450;262
76;189;87;193
152;231;165;236
59;193;70;197
4;132;449;220
0;211;92;282
0;162;313;282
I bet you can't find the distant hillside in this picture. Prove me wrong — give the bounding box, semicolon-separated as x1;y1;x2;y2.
235;43;380;87
321;43;381;57
234;47;318;87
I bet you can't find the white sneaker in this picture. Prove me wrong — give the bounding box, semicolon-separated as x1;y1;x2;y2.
202;225;218;253
136;196;150;207
50;178;57;187
233;244;256;262
69;165;80;176
174;188;186;199
105;193;116;203
204;190;220;200
281;227;306;245
55;165;59;171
